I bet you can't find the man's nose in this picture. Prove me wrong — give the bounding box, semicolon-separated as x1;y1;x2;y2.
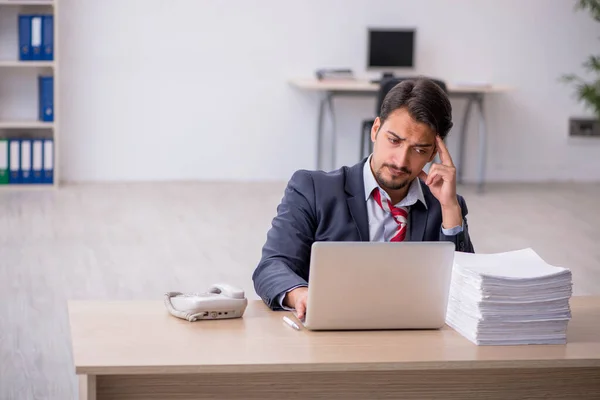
392;144;411;167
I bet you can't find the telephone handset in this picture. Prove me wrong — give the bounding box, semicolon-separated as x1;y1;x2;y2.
207;283;245;299
164;283;248;322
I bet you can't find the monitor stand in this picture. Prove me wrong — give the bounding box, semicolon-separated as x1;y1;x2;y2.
370;72;395;84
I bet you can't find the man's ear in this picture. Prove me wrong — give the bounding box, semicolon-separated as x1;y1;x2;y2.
371;117;381;142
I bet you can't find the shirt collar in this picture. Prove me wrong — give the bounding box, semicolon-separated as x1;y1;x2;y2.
362;154;428;209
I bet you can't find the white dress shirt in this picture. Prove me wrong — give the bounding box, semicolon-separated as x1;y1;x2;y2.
363;154;462;241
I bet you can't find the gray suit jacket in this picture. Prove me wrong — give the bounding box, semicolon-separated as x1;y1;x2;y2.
252;158;475;310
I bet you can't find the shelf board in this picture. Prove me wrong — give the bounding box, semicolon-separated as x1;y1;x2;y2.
0;184;56;191
0;60;54;68
0;1;54;5
0;121;54;129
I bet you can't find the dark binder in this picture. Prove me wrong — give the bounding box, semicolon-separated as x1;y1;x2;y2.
42;15;54;61
18;15;32;61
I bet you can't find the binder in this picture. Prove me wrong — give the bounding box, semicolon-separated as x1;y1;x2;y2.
32;139;43;184
42;15;54;61
20;139;32;184
31;15;43;60
0;139;8;184
9;139;21;184
38;76;54;122
18;15;32;61
43;138;53;184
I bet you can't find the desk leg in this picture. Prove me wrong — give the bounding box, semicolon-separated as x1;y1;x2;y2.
78;375;97;400
327;93;336;171
456;96;473;184
315;92;336;171
316;93;327;170
475;94;487;194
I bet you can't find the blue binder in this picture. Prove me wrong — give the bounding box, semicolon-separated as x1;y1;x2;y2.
42;138;53;184
18;15;32;61
38;76;54;122
9;139;21;184
42;15;53;61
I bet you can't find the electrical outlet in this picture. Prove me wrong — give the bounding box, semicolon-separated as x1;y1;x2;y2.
569;117;600;137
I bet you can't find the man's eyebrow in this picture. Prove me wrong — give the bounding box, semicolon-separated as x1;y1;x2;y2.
386;130;434;147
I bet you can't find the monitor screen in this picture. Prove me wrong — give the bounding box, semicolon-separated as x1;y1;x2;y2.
368;29;415;68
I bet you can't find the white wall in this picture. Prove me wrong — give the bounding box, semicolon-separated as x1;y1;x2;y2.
57;0;600;183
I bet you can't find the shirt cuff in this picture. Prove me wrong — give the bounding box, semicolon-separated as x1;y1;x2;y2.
441;220;464;236
278;284;308;310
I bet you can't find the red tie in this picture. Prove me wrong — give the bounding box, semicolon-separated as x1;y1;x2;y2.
372;189;408;242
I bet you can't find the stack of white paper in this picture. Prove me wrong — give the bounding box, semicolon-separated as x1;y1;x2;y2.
445;248;572;345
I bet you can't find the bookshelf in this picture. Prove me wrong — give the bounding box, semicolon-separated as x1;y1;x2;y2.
0;0;57;190
0;182;52;190
0;121;54;129
0;1;54;4
0;60;53;67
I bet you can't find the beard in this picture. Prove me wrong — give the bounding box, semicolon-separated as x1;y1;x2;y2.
375;163;412;190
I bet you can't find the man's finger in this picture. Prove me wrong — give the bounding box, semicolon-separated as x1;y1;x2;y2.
426;171;444;186
430;174;443;187
429;163;454;178
296;299;306;320
426;165;453;186
426;169;438;186
418;170;428;181
425;165;437;186
436;136;454;167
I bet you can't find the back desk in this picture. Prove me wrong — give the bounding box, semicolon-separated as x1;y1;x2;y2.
69;296;600;400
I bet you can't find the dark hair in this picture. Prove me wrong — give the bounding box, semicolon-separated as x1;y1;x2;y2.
378;77;453;139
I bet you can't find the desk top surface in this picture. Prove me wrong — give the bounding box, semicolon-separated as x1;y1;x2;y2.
68;296;600;375
289;78;514;94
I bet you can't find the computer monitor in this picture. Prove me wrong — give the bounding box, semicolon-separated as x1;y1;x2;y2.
367;28;415;79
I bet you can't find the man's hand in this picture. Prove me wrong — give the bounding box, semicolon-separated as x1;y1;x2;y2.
419;136;462;229
283;287;308;320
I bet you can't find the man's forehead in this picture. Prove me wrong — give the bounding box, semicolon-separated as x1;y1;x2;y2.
385;111;435;134
384;126;436;144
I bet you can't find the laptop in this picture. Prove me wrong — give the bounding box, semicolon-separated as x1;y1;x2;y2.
298;241;455;331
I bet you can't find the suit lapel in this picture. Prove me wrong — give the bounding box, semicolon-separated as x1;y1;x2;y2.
406;180;429;242
345;159;370;241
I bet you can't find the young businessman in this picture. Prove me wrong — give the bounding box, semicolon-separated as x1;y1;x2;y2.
252;77;475;319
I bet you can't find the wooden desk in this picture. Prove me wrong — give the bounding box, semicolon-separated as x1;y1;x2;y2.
69;296;600;400
289;78;513;193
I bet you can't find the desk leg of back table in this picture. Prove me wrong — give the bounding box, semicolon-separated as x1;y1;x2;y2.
78;375;97;400
315;91;336;171
454;92;488;193
327;93;336;171
475;93;488;194
456;95;473;184
316;93;327;170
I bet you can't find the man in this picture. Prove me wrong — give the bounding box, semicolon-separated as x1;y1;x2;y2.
252;77;475;319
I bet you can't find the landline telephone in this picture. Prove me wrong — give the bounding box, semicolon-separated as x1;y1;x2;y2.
164;283;248;322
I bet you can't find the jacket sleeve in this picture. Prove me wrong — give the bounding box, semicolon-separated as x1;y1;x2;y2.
439;195;475;253
252;170;317;310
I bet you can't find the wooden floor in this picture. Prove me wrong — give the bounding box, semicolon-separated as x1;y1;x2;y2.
1;181;599;400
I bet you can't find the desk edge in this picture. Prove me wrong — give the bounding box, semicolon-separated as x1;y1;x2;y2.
288;79;514;94
75;358;600;376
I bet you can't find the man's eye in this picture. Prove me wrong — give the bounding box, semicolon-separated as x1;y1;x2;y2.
388;138;399;144
415;148;426;154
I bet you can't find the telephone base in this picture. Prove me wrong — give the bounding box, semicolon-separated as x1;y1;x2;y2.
189;309;245;320
163;285;248;322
